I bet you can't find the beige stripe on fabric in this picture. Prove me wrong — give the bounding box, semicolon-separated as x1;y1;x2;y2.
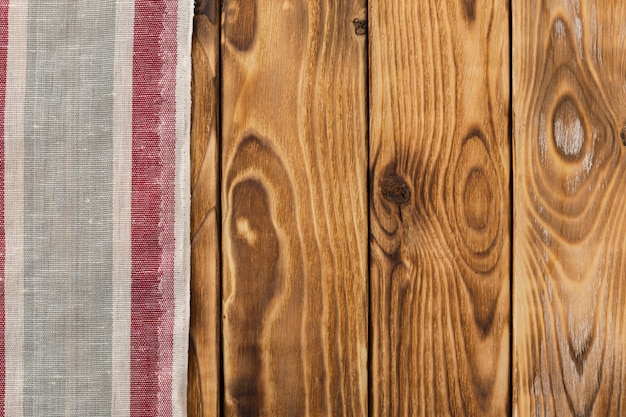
112;0;134;415
172;0;192;414
4;1;28;415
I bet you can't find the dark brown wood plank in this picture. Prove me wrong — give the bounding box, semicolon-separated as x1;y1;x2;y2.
513;1;626;415
188;1;221;414
220;0;368;415
369;1;511;415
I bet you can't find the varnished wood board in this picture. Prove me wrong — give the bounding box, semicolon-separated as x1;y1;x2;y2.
221;0;368;415
513;0;626;415
369;0;511;415
188;1;221;415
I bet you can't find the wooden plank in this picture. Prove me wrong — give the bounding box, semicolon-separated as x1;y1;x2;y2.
220;0;368;416
369;1;511;415
513;1;626;415
188;0;221;415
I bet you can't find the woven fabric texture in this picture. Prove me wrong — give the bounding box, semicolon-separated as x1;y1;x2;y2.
0;0;192;415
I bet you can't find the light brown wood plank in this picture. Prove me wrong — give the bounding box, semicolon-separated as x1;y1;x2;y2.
220;0;368;415
513;1;626;415
369;1;511;415
189;1;221;414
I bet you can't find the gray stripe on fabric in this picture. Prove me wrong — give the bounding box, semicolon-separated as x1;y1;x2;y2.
22;0;116;416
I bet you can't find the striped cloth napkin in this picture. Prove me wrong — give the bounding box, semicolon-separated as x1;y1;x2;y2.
0;0;192;415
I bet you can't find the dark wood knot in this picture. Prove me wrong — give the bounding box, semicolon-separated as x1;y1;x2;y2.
194;0;216;23
621;122;626;146
353;18;367;36
381;174;411;205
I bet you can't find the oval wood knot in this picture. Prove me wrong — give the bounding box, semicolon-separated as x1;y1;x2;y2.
352;18;367;36
621;122;626;146
381;174;411;205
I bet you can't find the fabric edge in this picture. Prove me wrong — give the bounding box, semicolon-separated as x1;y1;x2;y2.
172;0;193;415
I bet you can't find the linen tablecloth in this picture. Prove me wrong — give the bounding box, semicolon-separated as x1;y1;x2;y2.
0;0;192;415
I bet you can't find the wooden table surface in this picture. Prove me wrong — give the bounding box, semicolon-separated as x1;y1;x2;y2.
188;1;626;416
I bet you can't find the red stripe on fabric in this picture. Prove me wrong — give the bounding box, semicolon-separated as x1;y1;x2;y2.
0;0;8;414
130;0;178;415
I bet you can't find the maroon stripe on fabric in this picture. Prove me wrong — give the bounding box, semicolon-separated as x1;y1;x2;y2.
0;0;8;413
130;0;178;415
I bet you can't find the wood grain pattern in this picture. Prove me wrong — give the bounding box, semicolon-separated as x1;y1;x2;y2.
513;1;626;415
221;0;368;415
189;1;221;415
369;1;511;415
